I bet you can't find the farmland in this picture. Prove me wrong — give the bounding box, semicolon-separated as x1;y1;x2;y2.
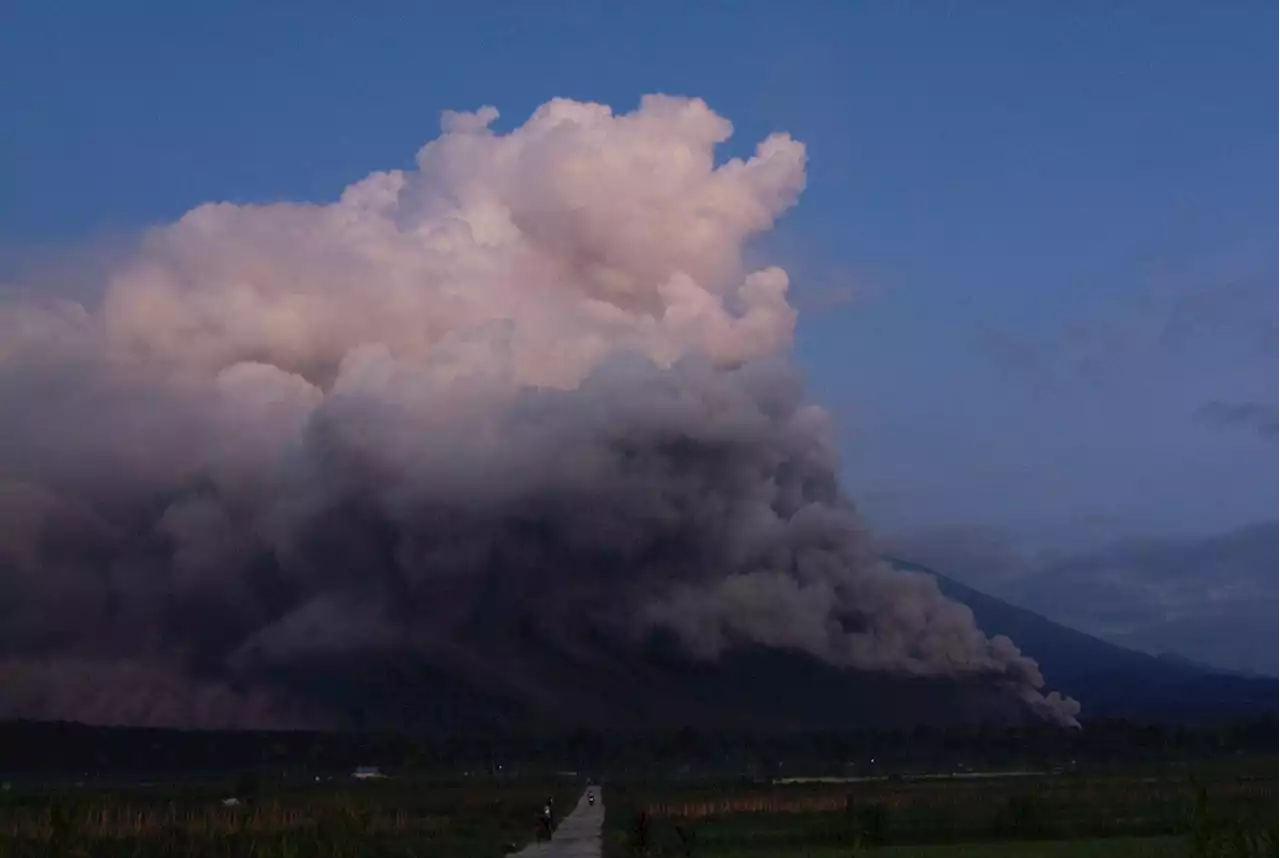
602;758;1277;857
0;720;1274;856
0;777;577;858
0;762;1273;858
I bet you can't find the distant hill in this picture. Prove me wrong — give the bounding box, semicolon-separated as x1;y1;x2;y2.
1153;651;1269;680
889;557;1278;724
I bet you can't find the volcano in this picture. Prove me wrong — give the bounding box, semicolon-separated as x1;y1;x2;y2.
251;558;1276;732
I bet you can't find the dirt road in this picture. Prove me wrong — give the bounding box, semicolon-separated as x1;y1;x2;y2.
508;789;603;858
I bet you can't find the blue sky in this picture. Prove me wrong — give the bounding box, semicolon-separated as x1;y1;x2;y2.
2;1;1275;669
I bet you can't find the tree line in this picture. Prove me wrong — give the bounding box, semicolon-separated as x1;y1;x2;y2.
0;714;1274;778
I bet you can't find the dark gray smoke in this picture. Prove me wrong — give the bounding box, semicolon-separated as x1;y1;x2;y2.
0;95;1080;728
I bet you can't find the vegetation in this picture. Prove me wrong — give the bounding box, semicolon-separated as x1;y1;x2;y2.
0;717;1273;856
1;715;1274;779
0;778;576;857
603;758;1276;858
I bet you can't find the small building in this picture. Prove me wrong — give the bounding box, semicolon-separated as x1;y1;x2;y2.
352;765;387;780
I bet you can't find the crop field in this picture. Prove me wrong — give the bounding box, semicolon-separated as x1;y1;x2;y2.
629;839;1184;857
602;757;1277;858
1;755;1273;856
0;777;576;858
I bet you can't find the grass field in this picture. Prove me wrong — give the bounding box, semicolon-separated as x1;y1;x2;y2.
1;758;1274;856
0;776;576;857
602;758;1277;858
675;837;1182;857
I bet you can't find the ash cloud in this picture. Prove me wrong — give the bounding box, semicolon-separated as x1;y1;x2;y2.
0;95;1080;728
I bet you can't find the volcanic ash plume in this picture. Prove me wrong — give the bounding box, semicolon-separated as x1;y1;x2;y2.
0;95;1081;728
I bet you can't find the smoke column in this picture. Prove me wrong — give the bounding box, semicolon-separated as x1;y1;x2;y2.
0;95;1080;728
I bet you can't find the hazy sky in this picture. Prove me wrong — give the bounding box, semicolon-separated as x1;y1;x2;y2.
2;1;1274;672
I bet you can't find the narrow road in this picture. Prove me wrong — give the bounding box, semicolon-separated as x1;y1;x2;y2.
508;789;604;858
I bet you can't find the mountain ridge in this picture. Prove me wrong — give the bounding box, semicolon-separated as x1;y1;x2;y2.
4;557;1272;733
273;556;1275;732
888;557;1277;723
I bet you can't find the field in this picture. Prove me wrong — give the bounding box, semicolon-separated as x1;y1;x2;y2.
0;756;1273;857
635;840;1182;857
0;776;577;858
602;758;1277;858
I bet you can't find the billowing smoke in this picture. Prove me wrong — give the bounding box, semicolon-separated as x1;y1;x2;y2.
0;95;1080;729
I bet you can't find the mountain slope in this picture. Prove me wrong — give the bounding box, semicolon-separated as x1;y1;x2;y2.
9;557;1268;733
887;557;1277;723
271;557;1275;732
